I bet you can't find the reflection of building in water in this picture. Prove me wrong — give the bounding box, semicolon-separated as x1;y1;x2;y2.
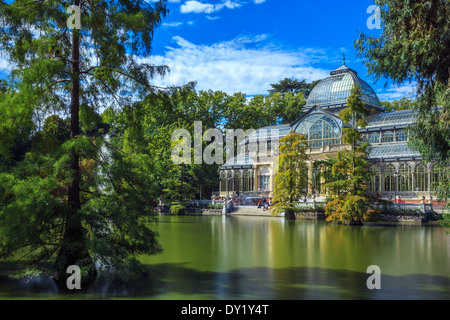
218;62;445;202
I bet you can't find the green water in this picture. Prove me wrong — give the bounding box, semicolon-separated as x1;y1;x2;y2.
1;215;449;299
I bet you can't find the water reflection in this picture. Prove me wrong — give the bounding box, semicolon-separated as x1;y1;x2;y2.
1;264;449;300
0;217;449;299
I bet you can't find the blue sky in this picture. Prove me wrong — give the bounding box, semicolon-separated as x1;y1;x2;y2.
145;0;415;100
0;0;416;101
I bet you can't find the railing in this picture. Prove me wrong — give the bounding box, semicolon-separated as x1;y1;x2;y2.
189;200;224;207
368;191;435;199
212;191;273;198
295;201;326;208
376;202;433;214
293;201;432;214
158;199;237;214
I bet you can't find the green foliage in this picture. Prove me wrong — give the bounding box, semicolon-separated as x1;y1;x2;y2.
0;0;169;279
269;78;320;98
0;118;164;276
355;0;449;92
209;203;224;210
355;0;449;208
107;82;309;208
325;195;374;224
169;201;188;215
324;86;374;224
409;88;450;206
272;131;309;217
381;98;419;112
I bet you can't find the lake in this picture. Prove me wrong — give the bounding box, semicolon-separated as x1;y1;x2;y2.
0;215;449;299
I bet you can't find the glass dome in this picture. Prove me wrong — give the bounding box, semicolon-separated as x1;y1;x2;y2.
305;64;382;112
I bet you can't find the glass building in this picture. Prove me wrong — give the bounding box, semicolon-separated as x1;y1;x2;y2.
218;62;441;202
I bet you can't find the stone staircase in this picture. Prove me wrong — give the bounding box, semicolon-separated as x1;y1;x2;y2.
231;206;280;217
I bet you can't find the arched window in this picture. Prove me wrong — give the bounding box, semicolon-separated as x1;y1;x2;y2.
414;163;428;192
312;166;322;194
370;165;381;192
368;132;380;144
382;131;394;143
384;164;395;192
220;171;227;193
431;165;444;189
226;171;233;192
243;170;253;192
398;163;412;192
259;167;271;191
234;171;242;193
295;114;341;148
361;134;367;142
395;129;408;142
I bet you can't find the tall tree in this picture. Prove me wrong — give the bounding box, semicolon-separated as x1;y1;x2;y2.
355;0;449;207
339;86;373;194
269;78;320;98
324;86;375;225
272;131;309;220
0;0;168;285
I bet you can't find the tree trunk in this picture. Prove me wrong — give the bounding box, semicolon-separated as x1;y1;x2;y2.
349;219;363;226
54;21;96;289
352;114;356;195
178;164;186;216
285;207;296;220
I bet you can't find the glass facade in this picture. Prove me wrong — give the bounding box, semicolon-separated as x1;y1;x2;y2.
365;109;418;129
395;129;408;142
219;170;254;194
368;143;421;160
398;163;412;192
243;171;253;192
218;63;446;200
368;162;438;194
234;171;242;192
295;113;341;148
368;132;380;144
384;164;396;192
370;165;381;192
305;65;381;111
381;131;394;143
414;163;428;191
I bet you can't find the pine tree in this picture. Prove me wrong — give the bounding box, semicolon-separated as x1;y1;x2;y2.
0;0;168;286
272;131;309;220
324;86;376;225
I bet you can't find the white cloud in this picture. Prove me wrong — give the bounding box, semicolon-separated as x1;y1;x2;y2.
162;21;184;27
254;0;266;3
142;35;329;95
0;54;14;74
180;0;241;14
181;1;215;14
377;82;417;101
206;15;222;20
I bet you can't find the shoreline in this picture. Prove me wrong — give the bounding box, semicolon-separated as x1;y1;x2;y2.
162;206;449;227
